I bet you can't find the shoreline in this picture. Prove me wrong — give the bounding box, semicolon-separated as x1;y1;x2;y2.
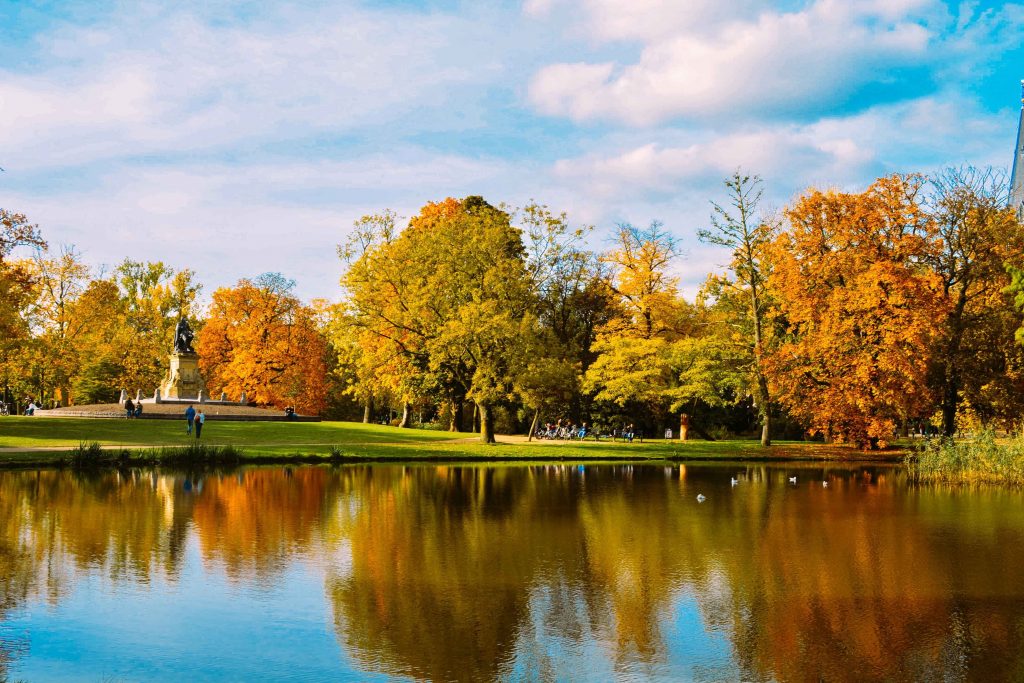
0;445;905;470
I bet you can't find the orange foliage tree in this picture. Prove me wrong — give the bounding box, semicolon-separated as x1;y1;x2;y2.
764;175;947;448
196;273;329;414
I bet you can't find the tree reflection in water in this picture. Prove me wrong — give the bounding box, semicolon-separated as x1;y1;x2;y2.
0;464;1023;682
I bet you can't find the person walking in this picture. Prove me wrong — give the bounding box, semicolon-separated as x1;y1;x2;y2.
185;404;196;435
195;410;205;439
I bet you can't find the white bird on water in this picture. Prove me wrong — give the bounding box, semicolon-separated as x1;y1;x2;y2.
822;481;829;488
730;477;739;487
788;476;797;484
696;494;707;503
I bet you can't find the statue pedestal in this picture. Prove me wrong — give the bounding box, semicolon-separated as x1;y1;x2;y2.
160;352;206;400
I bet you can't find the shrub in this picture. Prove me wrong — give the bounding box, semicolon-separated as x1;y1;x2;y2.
67;442;134;468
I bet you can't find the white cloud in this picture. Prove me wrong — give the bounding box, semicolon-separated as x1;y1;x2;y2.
0;3;510;170
525;0;764;41
527;0;955;125
549;94;1010;201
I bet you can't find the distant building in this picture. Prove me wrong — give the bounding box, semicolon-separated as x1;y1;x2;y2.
1013;81;1024;220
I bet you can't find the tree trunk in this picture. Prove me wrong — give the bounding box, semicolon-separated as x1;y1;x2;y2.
472;403;480;433
941;379;958;438
398;402;412;429
478;402;495;443
757;373;772;447
449;397;463;433
760;414;771;447
362;394;374;424
528;409;539;442
941;293;968;437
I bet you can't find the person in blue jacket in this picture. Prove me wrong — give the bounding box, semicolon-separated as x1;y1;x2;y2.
185;404;196;435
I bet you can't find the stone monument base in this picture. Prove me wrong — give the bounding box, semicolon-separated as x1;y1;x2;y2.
160;352;206;400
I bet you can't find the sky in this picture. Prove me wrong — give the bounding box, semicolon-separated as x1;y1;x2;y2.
1;0;1023;302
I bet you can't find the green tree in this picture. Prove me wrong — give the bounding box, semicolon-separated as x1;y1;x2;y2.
699;171;777;446
341;197;541;442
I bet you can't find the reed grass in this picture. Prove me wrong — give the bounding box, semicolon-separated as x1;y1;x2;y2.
906;430;1024;485
67;441;243;468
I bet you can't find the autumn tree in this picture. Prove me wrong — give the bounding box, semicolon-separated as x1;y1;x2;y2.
925;168;1024;435
602;221;683;340
0;210;46;406
764;175;946;448
67;279;123;403
197;273;329;414
700;171;777;446
22;246;93;405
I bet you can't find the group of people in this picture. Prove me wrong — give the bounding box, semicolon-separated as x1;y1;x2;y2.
184;404;206;438
534;420;639;442
535;420;590;440
618;424;638;443
123;398;143;418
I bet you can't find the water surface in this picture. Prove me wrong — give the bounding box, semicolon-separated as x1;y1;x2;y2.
1;463;1023;682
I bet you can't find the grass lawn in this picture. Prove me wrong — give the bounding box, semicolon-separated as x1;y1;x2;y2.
0;416;459;449
0;416;901;466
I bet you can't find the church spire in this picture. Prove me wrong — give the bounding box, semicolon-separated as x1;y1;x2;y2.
1012;80;1024;220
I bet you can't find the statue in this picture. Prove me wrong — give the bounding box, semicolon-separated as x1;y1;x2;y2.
174;318;195;354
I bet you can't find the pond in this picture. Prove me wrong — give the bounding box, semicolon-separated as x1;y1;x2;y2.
1;463;1023;682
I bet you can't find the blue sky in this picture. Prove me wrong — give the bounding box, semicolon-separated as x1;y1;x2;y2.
1;0;1022;301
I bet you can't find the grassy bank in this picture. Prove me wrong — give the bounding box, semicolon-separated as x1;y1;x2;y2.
907;430;1024;486
0;416;901;468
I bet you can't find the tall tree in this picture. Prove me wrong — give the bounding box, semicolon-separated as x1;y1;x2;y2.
24;246;92;405
584;221;690;427
765;175;946;448
519;202;615;370
925;167;1024;435
341;209;429;428
699;171;776;446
